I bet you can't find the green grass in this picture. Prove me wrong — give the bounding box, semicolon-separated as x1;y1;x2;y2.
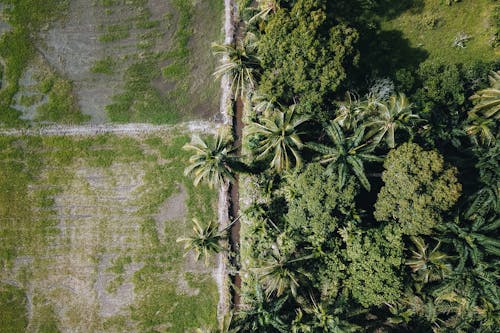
103;0;224;124
90;57;117;74
0;132;218;331
0;0;88;126
381;0;499;65
0;284;28;332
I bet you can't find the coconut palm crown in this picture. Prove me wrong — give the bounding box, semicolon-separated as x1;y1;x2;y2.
212;40;260;98
308;122;383;191
183;132;237;188
176;218;225;266
365;93;420;149
248;104;310;172
469;70;500;120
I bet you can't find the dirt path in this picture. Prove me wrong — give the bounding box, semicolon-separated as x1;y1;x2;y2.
0;121;219;136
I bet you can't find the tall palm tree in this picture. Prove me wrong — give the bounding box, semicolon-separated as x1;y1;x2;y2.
334;92;366;131
212;40;260;98
308;122;383;191
253;244;313;298
176;218;225;266
469;70;500;120
302;297;361;333
183;132;237;188
465;115;496;146
365;93;420;149
231;284;289;332
406;236;451;285
248;105;310;172
437;216;500;272
249;0;280;22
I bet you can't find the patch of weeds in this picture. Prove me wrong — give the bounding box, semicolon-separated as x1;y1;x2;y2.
136;19;160;30
18;94;44;107
35;77;89;124
0;283;28;333
0;0;69;126
90;57;116;74
106;275;125;294
107;255;132;274
99;23;131;43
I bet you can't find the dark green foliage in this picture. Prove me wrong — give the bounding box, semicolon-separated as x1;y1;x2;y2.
284;163;358;249
344;224;404;307
374;143;462;235
0;284;28;332
257;0;359;120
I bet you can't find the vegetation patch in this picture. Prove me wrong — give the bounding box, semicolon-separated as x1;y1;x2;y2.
0;132;218;331
380;0;499;65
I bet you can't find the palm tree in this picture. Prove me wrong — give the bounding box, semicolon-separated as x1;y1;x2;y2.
469;70;500;120
212;40;260;98
183;132;237;188
176;218;225;266
465;115;496;146
365;93;420;149
249;0;280;22
437;216;500;272
302;297;361;333
334;92;366;131
253;244;313;298
231;284;289;332
248;105;310;172
308;122;383;191
406;236;451;285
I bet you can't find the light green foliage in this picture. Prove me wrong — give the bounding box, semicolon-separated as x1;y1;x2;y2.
35;77;89;124
257;0;359;118
90;57;116;74
0;284;28;332
374;143;462;235
344;225;404;307
284;163;358;249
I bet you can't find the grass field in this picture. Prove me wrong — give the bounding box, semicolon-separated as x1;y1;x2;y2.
0;132;218;332
380;0;499;65
0;0;223;126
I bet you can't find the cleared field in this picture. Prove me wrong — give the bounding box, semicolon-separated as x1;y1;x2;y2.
380;0;499;65
0;0;223;126
0;132;218;332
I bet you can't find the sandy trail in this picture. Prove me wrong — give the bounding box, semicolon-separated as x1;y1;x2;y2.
0;121;219;136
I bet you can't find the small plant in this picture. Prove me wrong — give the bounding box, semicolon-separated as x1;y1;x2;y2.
452;31;471;48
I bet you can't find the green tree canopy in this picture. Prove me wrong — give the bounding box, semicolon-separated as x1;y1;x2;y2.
257;0;359;119
343;224;404;307
283;163;359;250
374;142;462;235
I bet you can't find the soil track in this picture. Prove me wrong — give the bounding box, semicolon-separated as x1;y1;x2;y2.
0;121;219;136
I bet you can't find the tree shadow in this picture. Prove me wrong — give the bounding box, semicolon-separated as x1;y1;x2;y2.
374;0;425;20
361;29;428;77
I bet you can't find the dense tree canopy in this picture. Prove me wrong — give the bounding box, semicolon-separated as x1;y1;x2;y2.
374;143;462;235
257;0;359;119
